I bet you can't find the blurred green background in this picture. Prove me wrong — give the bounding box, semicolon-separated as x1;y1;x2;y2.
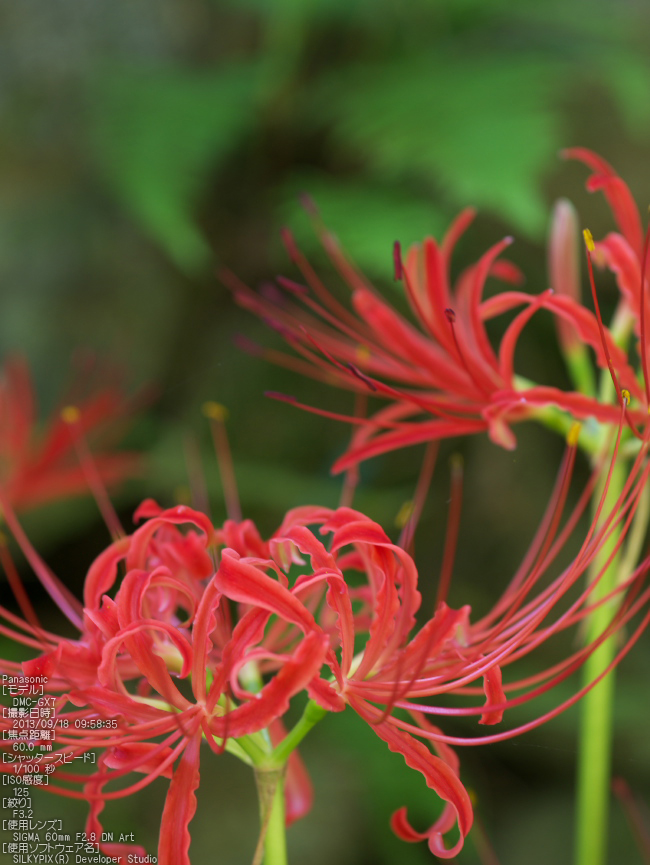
2;0;650;862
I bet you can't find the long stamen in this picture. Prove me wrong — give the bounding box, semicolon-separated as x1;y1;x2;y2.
339;392;367;509
0;532;40;631
638;220;650;405
393;240;403;281
202;402;242;522
183;433;211;518
445;308;492;397
436;453;463;607
471;807;502;865
62;406;125;540
0;487;83;628
612;778;650;865
399;441;438;555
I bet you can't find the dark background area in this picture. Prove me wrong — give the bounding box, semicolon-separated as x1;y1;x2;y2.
1;1;650;862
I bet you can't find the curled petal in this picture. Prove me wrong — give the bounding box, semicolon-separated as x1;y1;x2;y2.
480;663;505;725
332;416;487;474
307;677;346;712
133;498;165;521
98;620;194;711
84;536;131;610
217;518;269;557
563;147;643;257
209;631;330;738
215;551;318;634
127;506;216;570
158;729;202;865
104;742;175;779
594;234;643;319
84;754;149;860
353;701;472;859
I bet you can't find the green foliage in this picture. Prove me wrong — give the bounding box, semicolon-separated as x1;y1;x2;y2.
600;50;650;137
279;173;447;275
314;53;564;236
89;63;260;271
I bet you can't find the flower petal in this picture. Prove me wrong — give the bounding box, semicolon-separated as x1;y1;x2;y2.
158;729;202;865
351;699;473;859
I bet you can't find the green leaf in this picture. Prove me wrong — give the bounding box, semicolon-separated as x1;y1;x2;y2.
316;52;565;236
598;50;650;138
89;64;259;271
278;172;448;276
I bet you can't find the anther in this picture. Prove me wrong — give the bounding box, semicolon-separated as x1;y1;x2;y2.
202;401;229;422
583;228;595;252
356;345;371;366
567;422;581;447
395;500;415;529
445;308;457;323
61;405;81;424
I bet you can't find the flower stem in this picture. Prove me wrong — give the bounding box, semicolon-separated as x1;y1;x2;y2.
269;699;327;766
254;767;287;865
574;458;626;865
251;701;327;865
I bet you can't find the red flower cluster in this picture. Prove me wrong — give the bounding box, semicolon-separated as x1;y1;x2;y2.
1;417;648;861
228;149;649;471
2;150;650;864
0;355;139;512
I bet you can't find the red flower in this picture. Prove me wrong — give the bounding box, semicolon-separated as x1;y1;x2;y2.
213;441;650;857
228;181;647;471
2;422;648;862
0;355;139;512
0;497;326;865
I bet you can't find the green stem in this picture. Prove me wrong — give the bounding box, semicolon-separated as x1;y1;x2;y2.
255;767;287;865
574;459;626;865
250;700;328;865
269;699;327;766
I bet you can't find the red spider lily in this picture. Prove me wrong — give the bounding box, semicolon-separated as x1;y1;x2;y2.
0;494;325;865
226;178;650;472
0;355;140;512
1;417;649;862
213;427;650;857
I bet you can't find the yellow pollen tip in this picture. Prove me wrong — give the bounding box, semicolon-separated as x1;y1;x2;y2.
202;401;228;421
61;405;81;424
583;228;595;252
621;388;630;406
356;345;371;365
395;500;415;529
468;788;478;807
567;422;581;447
